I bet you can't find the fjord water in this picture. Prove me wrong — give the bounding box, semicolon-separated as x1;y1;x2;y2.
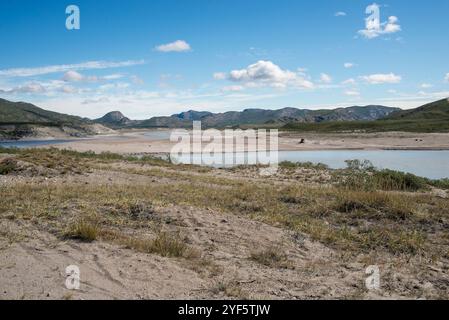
2;138;448;180
0;139;73;149
173;150;449;180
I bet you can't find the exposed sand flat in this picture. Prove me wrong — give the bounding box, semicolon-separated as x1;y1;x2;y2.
44;130;449;154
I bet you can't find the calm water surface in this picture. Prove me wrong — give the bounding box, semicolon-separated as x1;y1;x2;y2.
173;150;449;180
2;136;448;180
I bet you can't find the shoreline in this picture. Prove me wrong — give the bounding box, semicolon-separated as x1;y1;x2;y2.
2;130;449;153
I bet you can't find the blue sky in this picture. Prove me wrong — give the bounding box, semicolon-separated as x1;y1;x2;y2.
0;0;448;119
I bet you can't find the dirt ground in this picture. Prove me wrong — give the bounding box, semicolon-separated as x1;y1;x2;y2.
1;152;448;300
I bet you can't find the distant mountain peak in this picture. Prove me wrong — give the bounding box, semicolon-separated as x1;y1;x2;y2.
95;111;133;126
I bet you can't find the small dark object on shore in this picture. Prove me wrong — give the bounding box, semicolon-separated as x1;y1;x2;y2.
299;139;305;144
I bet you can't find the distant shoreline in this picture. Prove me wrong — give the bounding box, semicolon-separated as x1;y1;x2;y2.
3;130;449;154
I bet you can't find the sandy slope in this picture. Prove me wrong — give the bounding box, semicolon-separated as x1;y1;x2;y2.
1;153;448;300
1;205;366;300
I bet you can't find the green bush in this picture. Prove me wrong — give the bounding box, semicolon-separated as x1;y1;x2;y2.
372;169;428;191
0;158;19;175
279;161;328;170
338;160;428;192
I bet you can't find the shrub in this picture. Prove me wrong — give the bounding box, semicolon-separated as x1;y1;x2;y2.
0;158;19;175
372;169;428;191
338;160;428;192
279;161;328;170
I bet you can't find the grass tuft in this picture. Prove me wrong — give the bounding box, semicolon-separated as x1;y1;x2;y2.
64;219;99;242
250;247;294;269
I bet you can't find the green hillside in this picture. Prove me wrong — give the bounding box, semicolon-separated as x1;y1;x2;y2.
284;98;449;133
0;98;88;125
385;98;449;121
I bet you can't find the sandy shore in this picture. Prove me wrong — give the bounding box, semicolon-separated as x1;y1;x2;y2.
43;130;449;154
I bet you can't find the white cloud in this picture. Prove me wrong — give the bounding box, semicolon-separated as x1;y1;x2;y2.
102;74;124;80
342;78;356;85
358;4;401;39
335;12;347;17
0;60;145;77
344;89;360;96
62;71;123;83
319;73;332;84
228;60;314;89
361;73;402;84
445;73;449;82
213;72;226;80
0;82;46;94
420;83;433;89
222;85;244;92
344;63;355;69
384;16;401;34
155;40;191;52
62;70;84;82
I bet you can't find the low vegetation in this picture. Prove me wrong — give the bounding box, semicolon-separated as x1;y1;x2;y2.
64;219;99;242
0;158;19;175
1;147;448;298
283;99;449;133
250;247;294;269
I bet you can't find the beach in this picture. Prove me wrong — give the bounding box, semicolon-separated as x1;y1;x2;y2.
42;130;449;154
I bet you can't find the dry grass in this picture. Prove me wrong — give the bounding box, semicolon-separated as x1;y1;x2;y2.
1;147;448;261
250;247;294;269
64;219;99;242
123;232;196;258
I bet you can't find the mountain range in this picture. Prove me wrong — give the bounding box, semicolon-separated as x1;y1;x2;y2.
95;105;400;129
0;98;112;140
1;97;449;139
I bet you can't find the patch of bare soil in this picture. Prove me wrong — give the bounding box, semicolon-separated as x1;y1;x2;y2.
1;153;448;300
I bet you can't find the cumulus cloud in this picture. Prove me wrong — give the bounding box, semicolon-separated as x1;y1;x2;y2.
62;70;84;82
420;83;433;89
0;60;145;77
228;60;314;89
344;63;355;69
361;73;401;84
358;4;401;39
335;12;347;17
155;40;191;52
319;73;332;84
